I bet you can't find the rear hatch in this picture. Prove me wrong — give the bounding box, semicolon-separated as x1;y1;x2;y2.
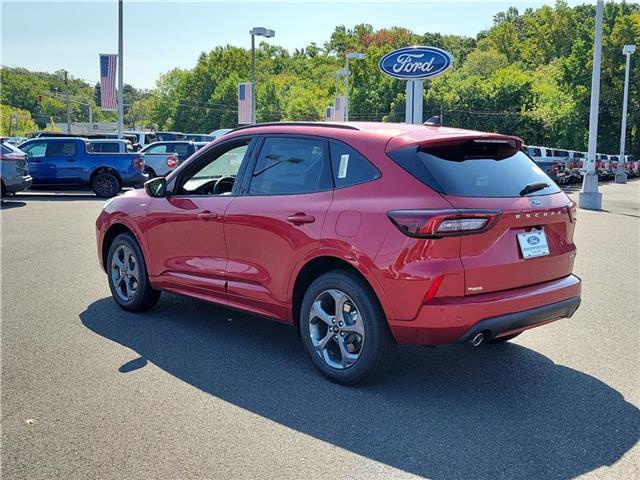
388;137;577;295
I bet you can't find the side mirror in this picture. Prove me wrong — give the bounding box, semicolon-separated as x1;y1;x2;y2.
144;176;167;198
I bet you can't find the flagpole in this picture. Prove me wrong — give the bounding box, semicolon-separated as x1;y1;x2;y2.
117;0;124;139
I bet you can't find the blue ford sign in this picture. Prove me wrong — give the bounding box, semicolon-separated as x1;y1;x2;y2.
379;46;453;80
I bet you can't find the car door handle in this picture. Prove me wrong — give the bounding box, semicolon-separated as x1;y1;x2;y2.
287;213;316;225
197;210;220;221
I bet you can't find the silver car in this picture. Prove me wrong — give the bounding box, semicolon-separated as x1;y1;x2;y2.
1;142;32;196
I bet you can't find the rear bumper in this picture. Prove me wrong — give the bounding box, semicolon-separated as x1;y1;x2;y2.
456;296;581;344
4;175;32;193
388;274;582;345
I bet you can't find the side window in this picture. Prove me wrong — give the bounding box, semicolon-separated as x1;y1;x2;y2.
173;144;191;156
104;143;118;153
47;141;76;157
146;144;167;154
179;140;250;195
22;142;47;158
329;141;380;188
249;137;331;195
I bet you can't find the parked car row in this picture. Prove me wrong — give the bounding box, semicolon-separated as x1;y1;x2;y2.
0;131;223;197
525;145;639;183
1;137;146;197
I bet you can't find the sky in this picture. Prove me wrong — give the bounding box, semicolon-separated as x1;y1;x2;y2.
1;0;598;90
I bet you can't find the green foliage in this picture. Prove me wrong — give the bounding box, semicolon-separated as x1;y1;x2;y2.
1;2;638;154
0;105;38;136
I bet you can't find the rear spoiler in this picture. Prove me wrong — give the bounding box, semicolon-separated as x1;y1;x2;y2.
386;132;524;153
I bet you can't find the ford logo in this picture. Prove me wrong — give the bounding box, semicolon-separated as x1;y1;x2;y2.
527;236;541;245
530;199;544;207
379;46;453;80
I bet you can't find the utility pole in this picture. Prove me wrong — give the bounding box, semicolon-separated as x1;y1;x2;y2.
117;0;124;138
63;70;71;134
578;0;604;210
88;103;93;126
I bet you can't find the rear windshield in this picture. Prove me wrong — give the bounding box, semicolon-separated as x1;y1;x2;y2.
388;140;561;198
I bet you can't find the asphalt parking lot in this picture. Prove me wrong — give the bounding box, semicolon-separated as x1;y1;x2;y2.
1;181;639;480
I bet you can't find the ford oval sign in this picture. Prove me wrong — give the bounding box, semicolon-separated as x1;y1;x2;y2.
379;46;453;80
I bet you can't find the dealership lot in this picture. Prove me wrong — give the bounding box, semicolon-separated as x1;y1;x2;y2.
1;182;639;479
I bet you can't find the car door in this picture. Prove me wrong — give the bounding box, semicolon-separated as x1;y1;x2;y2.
20;141;48;184
144;136;256;304
223;135;334;322
44;140;82;184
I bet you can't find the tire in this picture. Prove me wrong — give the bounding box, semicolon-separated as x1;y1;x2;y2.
144;167;157;179
299;270;395;385
92;172;121;198
107;233;161;312
488;332;521;344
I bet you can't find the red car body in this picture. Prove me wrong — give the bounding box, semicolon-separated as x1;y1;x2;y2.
96;122;581;347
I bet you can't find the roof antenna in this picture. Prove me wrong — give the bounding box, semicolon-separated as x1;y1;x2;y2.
424;116;441;127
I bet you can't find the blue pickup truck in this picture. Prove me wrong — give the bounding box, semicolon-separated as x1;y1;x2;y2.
18;137;146;197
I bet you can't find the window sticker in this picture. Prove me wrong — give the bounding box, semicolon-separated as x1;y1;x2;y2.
338;154;349;178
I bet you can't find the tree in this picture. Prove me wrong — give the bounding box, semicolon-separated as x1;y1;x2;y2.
0;105;38;136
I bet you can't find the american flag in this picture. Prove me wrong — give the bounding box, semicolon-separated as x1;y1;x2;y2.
99;54;118;111
238;82;253;124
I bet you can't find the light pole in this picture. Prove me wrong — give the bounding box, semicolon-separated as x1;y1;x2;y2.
344;52;365;121
615;44;636;184
250;27;275;124
117;0;124;138
579;0;604;211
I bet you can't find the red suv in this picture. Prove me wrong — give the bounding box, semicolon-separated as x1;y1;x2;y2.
96;122;581;384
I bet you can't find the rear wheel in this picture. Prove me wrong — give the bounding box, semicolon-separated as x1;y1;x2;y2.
299;271;395;385
92;172;120;198
107;233;160;312
489;332;521;344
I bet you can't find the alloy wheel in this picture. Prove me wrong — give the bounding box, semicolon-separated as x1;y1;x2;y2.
110;244;139;301
308;289;365;369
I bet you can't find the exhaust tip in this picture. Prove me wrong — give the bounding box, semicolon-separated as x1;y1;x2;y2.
471;332;485;347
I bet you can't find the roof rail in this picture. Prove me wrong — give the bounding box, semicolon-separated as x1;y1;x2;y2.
229;122;360;133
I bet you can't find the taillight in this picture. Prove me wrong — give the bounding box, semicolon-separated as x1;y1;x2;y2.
566;200;577;223
387;209;501;238
167;156;178;169
133;156;144;170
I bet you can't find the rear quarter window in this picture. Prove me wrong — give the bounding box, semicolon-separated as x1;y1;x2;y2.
388;140;561;198
329;141;380;188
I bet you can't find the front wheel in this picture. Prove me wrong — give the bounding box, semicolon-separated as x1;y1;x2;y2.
92;172;121;198
107;233;161;311
299;271;395;385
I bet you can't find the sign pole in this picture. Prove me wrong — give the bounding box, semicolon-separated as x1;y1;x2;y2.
578;0;604;210
378;46;452;124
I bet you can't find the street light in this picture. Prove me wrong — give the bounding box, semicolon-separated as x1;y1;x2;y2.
344;52;365;121
250;27;275;124
579;0;604;210
615;44;636;184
